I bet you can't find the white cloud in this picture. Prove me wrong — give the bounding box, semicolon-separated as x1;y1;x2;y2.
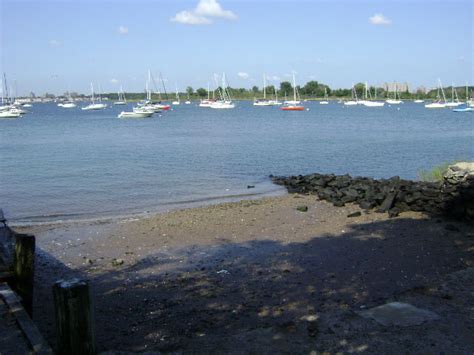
238;72;249;79
118;25;129;34
369;13;392;25
49;39;62;47
171;0;237;25
171;11;211;25
195;0;237;19
110;78;119;84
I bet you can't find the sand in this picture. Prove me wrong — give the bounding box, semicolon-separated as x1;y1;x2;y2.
17;194;474;353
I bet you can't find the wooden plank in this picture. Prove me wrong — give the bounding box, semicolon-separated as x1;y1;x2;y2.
0;283;53;354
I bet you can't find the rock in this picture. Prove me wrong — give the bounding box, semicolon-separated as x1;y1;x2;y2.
359;200;375;210
347;211;362;218
333;201;345;207
377;191;398;213
358;302;440;326
296;206;308;212
247;185;255;189
112;258;124;267
388;208;401;218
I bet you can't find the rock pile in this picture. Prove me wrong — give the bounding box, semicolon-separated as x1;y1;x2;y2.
271;162;474;221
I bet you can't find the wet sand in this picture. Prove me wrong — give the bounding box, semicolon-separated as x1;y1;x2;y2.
19;194;474;353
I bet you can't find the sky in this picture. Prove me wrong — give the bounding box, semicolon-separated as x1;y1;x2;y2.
0;0;473;96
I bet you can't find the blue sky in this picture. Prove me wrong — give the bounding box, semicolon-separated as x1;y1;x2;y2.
1;0;472;95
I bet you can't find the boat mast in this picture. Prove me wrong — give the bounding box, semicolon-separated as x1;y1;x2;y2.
90;83;96;104
263;74;266;100
292;71;297;102
439;79;447;103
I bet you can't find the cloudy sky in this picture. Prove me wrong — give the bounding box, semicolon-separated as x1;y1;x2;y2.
1;0;472;95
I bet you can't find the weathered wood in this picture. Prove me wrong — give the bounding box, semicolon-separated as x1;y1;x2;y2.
13;233;35;316
53;278;96;355
0;283;53;354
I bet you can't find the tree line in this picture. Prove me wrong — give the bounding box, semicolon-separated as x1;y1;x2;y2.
49;82;473;101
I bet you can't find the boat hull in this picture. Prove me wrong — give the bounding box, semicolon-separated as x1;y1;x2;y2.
281;106;305;111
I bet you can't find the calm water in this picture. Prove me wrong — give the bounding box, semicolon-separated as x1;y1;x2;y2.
1;101;472;224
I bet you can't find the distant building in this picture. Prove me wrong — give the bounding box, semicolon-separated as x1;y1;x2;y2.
415;86;427;94
383;82;410;93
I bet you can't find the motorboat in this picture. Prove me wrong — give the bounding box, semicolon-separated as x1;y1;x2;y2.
0;110;21;118
118;110;153;118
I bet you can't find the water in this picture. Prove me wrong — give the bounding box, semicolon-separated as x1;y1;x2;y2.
1;101;473;224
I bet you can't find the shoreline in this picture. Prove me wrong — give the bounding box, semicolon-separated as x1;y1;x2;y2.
8;185;286;227
18;193;474;352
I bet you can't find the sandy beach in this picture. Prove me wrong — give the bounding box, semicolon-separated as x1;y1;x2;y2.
18;194;474;353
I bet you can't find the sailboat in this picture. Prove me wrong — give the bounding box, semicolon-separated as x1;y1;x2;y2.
172;84;180;105
82;83;107;110
453;84;474;112
271;86;282;105
362;82;384;107
386;84;403;104
210;73;235;109
254;74;272;106
114;86;127;105
425;79;447;109
185;93;191;104
58;91;77;108
320;87;329;104
281;72;305;111
199;82;215;107
445;84;462;107
344;84;358;106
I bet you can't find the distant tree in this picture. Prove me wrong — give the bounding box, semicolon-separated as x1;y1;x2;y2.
252;86;259;94
302;80;320;96
354;83;365;99
196;88;207;97
264;85;275;95
279;81;293;96
186;86;194;95
44;92;55;98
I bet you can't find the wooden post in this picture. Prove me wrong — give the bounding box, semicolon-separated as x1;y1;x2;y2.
13;233;35;316
53;279;96;355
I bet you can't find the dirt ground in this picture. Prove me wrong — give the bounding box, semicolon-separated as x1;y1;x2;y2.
18;194;474;353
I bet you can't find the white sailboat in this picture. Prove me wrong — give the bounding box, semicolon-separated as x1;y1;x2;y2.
386;84;403;104
114;86;127;105
445;84;462;107
82;83;107;110
281;72;305;111
425;79;447;109
199;82;215;107
254;74;272;106
210;73;235;109
172;84;180;105
118;108;153;118
344;84;358;106
320;87;329;104
362;82;384;107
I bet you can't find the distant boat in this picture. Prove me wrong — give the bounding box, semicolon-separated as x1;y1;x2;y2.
0;110;21;118
386;84;403;104
281;72;304;111
414;99;424;103
172;84;180;105
254;74;273;106
319;87;329;104
445;84;462;107
210;73;235;109
362;82;384;107
114;86;127;105
82;83;107;110
425;79;447;109
344;84;358;106
199;82;215;107
453;106;473;112
118;109;153;118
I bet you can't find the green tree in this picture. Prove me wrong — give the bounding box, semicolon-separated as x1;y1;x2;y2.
186;86;194;95
196;88;207;97
279;81;293;96
251;86;259;94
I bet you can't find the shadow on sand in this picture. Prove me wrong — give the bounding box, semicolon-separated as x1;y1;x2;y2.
33;215;473;353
